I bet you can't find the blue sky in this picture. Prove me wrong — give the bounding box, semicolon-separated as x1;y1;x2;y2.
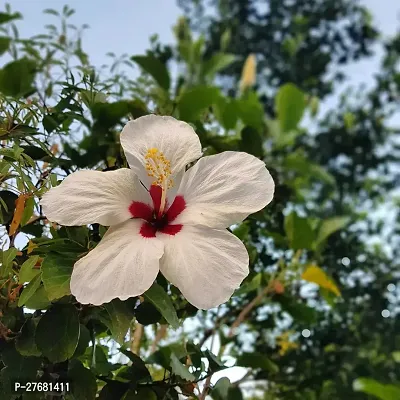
11;0;181;67
10;0;400;86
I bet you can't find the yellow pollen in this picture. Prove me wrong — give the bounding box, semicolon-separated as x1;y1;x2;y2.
145;148;174;215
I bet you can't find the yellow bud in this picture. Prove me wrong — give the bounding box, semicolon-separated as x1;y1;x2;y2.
240;54;257;91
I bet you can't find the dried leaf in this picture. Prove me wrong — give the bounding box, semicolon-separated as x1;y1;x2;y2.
27;240;38;255
9;194;29;236
50;143;59;154
276;331;298;356
301;264;341;297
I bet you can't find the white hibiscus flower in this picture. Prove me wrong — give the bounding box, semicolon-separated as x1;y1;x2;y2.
40;115;275;309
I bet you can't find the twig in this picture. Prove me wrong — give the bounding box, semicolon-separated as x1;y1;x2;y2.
228;284;272;338
198;308;236;348
131;322;144;355
199;308;220;399
150;324;167;354
199;374;212;400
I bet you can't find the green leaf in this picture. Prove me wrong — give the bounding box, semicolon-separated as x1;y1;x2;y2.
68;359;97;400
237;92;264;131
228;387;244;400
135;301;162;325
353;378;400;400
236;352;279;373
284;211;315;250
214;97;238;130
18;274;41;306
186;342;203;369
170;353;195;381
132;54;170;91
202;53;236;77
146;343;187;369
24;285;51;310
279;295;318;324
35;304;80;363
177;86;220;121
203;349;227;372
0;190;18;224
91;100;147;130
18;255;40;283
275;83;306;133
392;351;400;363
220;29;231;51
314;216;350;249
308;164;336;185
61;226;89;246
207;135;240;152
0;36;10;55
42;113;65;133
15;317;41;357
344;112;356;130
1;343;41;381
87;346;115;375
119;349;151;382
1;247;18;277
99;299;134;345
0;58;36;97
232;222;250;241
143;283;179;329
20;145;50;161
283;153;335;185
20;195;35;226
0;12;22;24
80;90;107;107
72;324;91;358
124;388;157;400
41;254;73;300
235;273;262;296
43;8;59;16
98;381;129;400
240;126;263;157
50;173;58;187
309;96;319;117
1;345;41;399
212;377;231;400
0;147;19;160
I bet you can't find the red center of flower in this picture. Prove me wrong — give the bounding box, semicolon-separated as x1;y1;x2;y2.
129;185;186;238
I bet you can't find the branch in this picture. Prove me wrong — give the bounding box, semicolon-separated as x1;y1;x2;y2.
131;322;144;355
228;284;272;338
199;373;212;400
150;324;167;354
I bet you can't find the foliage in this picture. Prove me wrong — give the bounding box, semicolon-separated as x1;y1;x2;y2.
0;1;399;399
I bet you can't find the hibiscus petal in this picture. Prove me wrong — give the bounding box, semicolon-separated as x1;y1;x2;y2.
120;115;202;189
174;151;275;228
70;219;163;305
158;225;249;309
41;169;151;226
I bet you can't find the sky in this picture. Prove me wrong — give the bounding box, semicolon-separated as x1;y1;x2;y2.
10;0;400;87
11;0;181;67
6;0;400;394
